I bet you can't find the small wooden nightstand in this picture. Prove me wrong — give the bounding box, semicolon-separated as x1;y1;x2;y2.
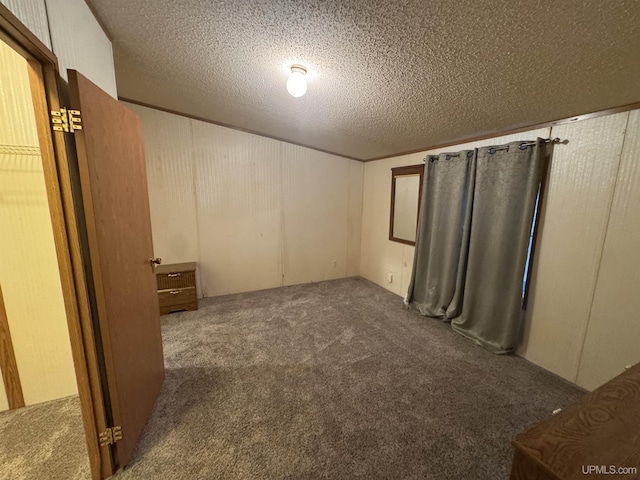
155;262;198;315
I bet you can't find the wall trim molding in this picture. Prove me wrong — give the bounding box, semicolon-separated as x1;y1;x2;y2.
0;144;41;156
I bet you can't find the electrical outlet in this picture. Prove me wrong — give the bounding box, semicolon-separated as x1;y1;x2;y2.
332;260;337;268
387;272;393;283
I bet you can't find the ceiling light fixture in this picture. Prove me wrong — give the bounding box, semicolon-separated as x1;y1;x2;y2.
286;65;307;98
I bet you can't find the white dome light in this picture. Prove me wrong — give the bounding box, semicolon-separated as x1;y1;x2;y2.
286;65;307;98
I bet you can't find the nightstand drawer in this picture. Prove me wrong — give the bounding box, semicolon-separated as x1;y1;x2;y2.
158;287;196;309
156;270;196;290
155;262;198;315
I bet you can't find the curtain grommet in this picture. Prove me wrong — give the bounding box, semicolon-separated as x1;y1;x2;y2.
466;151;473;158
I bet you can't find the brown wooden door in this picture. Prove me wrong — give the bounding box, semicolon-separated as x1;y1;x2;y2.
68;70;164;469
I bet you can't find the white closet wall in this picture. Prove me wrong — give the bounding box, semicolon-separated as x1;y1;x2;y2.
0;40;77;408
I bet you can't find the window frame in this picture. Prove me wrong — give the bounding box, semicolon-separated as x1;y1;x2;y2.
389;164;425;246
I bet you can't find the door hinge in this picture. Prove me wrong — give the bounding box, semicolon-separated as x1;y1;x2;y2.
98;426;122;447
51;107;82;133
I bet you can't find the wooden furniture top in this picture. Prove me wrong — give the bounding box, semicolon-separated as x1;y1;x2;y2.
512;363;640;480
155;262;196;275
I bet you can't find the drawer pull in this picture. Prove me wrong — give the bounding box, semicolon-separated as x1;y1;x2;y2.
169;290;181;295
167;273;181;278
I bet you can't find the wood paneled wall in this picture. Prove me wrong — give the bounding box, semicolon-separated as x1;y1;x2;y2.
126;102;364;297
360;111;640;390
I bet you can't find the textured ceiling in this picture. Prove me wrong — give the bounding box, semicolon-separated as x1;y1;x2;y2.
88;0;640;161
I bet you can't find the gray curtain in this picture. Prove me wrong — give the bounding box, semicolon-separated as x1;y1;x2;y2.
404;150;476;318
406;140;546;353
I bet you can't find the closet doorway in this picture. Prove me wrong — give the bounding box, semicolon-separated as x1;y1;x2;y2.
0;38;89;477
1;5;166;477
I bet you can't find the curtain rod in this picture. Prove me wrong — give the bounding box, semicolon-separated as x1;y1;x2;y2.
425;137;568;161
522;137;568;147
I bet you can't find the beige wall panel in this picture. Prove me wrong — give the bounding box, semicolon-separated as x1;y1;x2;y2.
281;144;349;286
0;44;40;147
518;114;628;382
576;110;640;390
347;160;363;277
400;245;415;297
134;105;361;298
192;120;283;297
359;128;551;299
0;42;76;405
45;0;117;98
0;0;51;48
125;103;199;270
360;154;417;296
0;155;77;404
0;369;8;411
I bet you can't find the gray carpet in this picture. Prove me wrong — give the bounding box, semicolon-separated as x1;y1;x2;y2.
115;277;585;479
0;395;89;479
0;277;585;479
